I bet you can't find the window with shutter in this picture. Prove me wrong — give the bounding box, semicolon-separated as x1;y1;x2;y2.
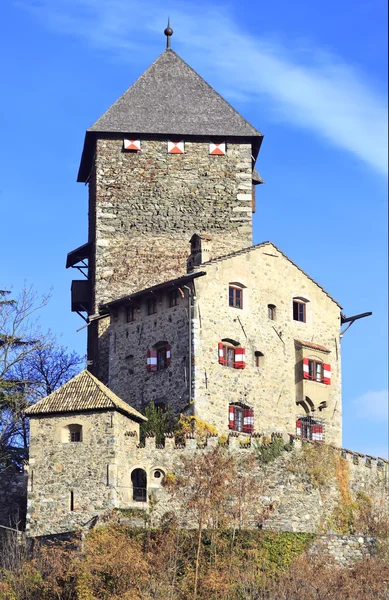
218;343;246;369
303;358;330;384
148;342;171;371
147;349;158;372
228;403;254;433
323;363;331;385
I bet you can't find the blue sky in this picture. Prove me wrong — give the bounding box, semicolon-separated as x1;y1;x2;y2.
1;0;387;457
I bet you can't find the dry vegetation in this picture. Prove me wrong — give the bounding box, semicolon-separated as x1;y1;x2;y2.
0;525;389;600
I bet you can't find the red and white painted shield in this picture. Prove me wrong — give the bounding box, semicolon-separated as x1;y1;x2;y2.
124;139;141;151
210;142;226;155
168;140;184;154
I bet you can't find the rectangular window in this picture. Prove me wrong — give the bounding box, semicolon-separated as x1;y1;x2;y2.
229;404;254;433
224;346;235;368
234;407;243;432
293;301;306;322
268;305;276;320
126;306;135;323
308;360;324;382
147;298;157;315
70;431;81;442
229;286;243;309
169;290;179;307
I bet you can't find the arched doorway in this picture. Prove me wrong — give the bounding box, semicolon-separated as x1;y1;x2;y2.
131;468;147;502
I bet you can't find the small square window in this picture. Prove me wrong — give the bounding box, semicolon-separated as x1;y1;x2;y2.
147;298;157;315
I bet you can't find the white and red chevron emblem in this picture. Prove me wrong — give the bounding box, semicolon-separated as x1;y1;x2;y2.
210;142;226;155
168;140;184;154
124;139;141;151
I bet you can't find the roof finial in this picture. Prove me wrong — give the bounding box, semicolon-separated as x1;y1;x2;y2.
164;17;173;49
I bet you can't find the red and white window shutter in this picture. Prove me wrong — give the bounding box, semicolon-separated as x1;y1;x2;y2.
168;140;184;154
218;342;225;365
296;419;302;436
146;349;157;372
228;405;235;429
166;344;172;367
124;139;141;151
312;424;324;441
323;363;331;385
302;358;310;380
242;408;254;433
209;142;226;155
234;347;246;369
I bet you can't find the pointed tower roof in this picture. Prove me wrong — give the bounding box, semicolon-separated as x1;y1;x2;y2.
25;370;146;422
78;49;263;181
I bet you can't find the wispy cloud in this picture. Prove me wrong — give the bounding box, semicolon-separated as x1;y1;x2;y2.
352;389;388;421
17;0;388;175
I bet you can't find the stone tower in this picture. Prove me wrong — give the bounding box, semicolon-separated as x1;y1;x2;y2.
67;44;263;383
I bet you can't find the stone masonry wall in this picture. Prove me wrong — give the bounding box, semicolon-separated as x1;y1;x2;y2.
88;138;253;381
91;138;253;308
308;534;377;567
27;411;139;538
108;289;191;415
192;243;342;445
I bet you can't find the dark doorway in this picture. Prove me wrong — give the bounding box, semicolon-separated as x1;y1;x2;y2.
131;468;147;502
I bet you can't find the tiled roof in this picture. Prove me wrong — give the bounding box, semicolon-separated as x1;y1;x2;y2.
295;340;330;353
25;370;146;422
198;241;342;308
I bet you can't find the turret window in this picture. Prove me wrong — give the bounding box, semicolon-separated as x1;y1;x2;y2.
62;424;83;443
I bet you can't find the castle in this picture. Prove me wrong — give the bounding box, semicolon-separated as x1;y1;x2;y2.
24;28;386;538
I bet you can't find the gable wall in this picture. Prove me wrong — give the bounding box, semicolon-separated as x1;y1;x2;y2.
192;246;342;445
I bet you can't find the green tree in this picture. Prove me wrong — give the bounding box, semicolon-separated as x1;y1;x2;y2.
140;401;175;445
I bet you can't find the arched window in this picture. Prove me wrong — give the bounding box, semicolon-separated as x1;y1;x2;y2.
228;402;254;433
268;304;276;320
62;424;83;443
131;468;147;502
229;283;245;309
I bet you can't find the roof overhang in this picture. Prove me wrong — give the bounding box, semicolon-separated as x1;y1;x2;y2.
100;271;206;313
66;242;91;268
